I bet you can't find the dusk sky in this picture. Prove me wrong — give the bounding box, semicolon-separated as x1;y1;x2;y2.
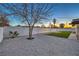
1;3;79;26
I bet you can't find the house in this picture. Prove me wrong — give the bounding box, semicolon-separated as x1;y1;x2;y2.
71;19;79;40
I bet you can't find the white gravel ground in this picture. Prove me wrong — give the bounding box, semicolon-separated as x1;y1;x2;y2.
0;34;79;56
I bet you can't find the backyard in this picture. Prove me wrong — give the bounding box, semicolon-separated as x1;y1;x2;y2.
0;3;79;56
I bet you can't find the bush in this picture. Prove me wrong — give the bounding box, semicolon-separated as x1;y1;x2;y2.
9;31;19;38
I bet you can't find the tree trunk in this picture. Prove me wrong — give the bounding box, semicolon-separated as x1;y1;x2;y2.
28;26;34;40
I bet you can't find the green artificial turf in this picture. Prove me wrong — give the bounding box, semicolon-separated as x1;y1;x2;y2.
45;31;72;38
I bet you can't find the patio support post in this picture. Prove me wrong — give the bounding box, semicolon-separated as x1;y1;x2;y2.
76;24;79;40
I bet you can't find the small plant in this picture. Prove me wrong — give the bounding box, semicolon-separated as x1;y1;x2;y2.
9;31;19;38
14;31;19;37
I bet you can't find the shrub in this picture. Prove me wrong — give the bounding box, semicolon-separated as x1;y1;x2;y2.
9;31;19;38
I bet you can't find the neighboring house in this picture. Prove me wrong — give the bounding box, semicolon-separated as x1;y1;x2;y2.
71;19;79;40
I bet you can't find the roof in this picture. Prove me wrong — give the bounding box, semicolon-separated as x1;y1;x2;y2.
71;19;79;24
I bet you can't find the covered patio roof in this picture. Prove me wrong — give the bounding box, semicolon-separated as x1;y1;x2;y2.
71;19;79;24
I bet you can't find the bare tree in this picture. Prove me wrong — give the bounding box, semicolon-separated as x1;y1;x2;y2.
0;3;53;39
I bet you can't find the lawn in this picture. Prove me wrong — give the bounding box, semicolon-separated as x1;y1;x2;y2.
45;31;72;38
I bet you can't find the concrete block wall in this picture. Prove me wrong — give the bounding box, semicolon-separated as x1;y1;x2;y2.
3;27;75;38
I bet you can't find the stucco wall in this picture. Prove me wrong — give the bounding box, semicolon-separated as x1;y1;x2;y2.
3;27;75;38
0;27;3;43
